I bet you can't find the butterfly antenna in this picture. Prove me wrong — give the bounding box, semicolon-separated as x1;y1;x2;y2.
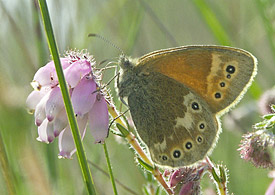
88;33;125;57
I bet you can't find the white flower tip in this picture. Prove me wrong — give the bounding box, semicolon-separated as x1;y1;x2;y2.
36;137;49;144
27;109;35;114
31;81;42;91
36;137;42;142
58;151;72;159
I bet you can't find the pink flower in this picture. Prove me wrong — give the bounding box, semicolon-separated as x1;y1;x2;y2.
266;178;275;195
258;88;275;115
266;171;275;195
26;50;109;158
168;164;207;195
238;130;275;169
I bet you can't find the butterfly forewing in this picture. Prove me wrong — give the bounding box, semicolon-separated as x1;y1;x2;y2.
137;46;257;114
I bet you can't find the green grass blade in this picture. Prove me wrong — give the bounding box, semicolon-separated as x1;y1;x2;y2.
103;142;118;195
192;0;231;45
37;0;96;194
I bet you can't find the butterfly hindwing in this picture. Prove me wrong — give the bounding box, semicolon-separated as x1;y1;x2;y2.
127;71;219;167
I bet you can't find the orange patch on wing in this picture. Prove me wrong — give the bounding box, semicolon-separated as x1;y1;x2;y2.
147;50;212;97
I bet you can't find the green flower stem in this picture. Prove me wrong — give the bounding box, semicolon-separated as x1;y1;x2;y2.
206;157;228;195
37;0;96;194
103;142;118;195
88;160;138;195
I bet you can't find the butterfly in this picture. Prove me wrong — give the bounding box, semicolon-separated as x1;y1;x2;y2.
117;45;257;167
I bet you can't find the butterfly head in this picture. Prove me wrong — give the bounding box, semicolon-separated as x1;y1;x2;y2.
117;55;140;98
118;54;137;70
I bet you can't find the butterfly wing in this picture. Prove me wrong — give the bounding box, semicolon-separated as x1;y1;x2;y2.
137;46;257;115
127;71;219;167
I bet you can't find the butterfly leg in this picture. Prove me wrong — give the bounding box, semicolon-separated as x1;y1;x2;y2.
108;108;129;130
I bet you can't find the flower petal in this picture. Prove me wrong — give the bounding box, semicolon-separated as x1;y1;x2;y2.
52;58;71;82
266;178;275;195
60;58;71;69
34;90;51;126
37;119;54;143
45;86;64;122
179;182;194;195
33;58;70;87
64;60;92;88
58;115;88;158
71;77;96;117
53;108;68;137
169;170;182;187
88;97;109;143
33;61;56;87
26;87;50;113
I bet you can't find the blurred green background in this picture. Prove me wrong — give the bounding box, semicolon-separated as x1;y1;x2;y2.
0;0;274;194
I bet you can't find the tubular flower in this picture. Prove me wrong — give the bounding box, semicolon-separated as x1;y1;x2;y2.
26;50;109;158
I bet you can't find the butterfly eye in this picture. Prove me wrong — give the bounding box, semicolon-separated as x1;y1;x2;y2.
172;150;181;159
191;102;199;110
185;142;193;150
226;65;235;74
124;59;131;67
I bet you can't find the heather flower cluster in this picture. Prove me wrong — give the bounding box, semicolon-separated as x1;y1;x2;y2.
239;103;275;169
168;163;208;195
239;130;275;169
239;94;275;194
26;50;109;158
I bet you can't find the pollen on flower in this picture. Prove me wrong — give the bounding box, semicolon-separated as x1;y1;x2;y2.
26;49;110;158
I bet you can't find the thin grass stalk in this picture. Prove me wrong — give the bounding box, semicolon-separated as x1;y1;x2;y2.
103;142;118;195
37;0;96;194
88;160;139;195
192;0;231;45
